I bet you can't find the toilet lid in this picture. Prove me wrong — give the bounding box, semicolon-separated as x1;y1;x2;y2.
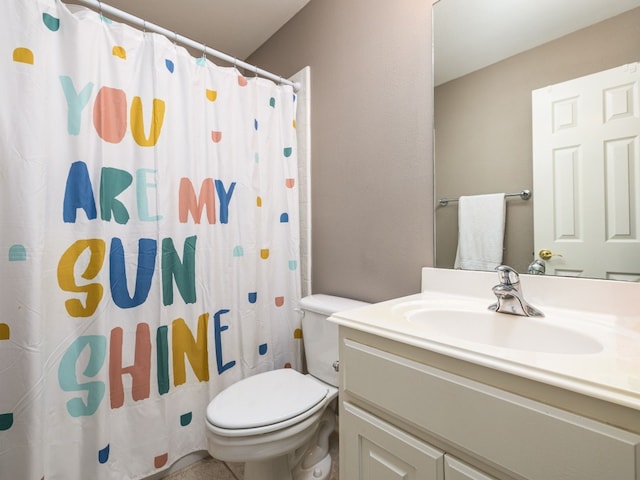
206;369;329;430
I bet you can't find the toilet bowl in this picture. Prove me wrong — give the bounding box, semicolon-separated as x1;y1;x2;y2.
206;369;337;480
205;294;369;480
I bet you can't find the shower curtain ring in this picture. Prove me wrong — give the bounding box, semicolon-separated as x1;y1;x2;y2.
254;65;259;78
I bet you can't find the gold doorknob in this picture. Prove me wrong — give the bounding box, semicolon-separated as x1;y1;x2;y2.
539;249;563;260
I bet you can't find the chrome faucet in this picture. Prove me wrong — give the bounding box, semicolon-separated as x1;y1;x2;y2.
527;259;546;275
488;265;544;317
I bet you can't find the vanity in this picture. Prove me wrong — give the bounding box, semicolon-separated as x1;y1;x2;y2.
330;268;640;479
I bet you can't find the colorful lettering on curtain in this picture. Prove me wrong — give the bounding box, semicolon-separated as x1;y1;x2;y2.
0;1;301;478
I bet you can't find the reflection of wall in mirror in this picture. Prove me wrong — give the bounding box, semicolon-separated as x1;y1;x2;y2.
435;7;640;273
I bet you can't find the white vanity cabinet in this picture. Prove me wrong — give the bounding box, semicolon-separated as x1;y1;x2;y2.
338;327;640;480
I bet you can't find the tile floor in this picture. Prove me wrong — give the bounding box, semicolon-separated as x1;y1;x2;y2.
163;432;339;480
163;457;244;480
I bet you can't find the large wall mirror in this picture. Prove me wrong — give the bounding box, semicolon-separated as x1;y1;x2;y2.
434;0;640;280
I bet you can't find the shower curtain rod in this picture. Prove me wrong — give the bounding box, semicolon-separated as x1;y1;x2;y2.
69;0;301;91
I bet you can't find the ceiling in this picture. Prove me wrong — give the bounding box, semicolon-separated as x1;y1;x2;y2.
434;0;640;85
69;1;640;86
69;0;311;61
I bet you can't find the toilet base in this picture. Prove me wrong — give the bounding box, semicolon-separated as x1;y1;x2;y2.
244;456;293;480
292;451;332;480
242;409;335;480
243;450;332;480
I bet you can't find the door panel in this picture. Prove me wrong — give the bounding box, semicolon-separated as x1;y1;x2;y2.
532;62;640;280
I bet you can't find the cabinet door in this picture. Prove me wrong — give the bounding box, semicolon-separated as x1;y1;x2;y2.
342;402;444;480
445;455;498;480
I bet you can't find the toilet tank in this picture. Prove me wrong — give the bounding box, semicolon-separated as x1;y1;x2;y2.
299;294;370;387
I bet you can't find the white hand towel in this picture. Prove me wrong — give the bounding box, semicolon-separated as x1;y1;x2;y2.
454;193;506;271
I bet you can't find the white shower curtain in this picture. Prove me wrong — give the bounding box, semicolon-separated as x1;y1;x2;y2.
0;1;302;478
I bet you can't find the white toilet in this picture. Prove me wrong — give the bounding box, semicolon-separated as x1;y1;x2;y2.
205;294;368;480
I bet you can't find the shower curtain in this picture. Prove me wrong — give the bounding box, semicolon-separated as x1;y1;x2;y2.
0;0;302;478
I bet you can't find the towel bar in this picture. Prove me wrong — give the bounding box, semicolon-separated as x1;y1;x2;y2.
439;189;530;207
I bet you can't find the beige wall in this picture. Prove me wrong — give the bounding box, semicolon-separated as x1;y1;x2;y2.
248;0;434;302
435;8;640;273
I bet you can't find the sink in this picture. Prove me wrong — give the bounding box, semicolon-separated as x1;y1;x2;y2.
404;308;603;355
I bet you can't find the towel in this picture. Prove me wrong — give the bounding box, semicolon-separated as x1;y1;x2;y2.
454;193;506;271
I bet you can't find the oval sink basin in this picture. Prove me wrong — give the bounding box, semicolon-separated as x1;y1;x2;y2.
405;309;603;355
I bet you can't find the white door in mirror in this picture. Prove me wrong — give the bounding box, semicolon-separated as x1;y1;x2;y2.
532;62;640;281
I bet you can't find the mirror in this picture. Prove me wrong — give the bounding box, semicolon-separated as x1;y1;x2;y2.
433;0;640;279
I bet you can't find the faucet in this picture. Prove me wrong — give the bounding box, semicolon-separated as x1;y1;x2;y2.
527;259;546;275
488;265;544;317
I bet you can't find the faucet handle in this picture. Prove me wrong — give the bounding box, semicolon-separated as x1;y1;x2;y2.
496;265;519;285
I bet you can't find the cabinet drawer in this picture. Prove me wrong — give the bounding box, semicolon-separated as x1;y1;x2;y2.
342;401;444;480
342;338;640;480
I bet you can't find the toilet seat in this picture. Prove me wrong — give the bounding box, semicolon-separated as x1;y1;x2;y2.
206;369;330;436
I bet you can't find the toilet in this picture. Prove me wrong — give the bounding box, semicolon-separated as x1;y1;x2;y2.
205;294;369;480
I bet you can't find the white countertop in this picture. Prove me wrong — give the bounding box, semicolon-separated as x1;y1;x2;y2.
330;268;640;411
